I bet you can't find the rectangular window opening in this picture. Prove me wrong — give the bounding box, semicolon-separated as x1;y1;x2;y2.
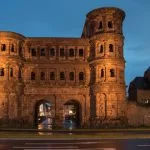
10;68;13;77
69;72;74;80
50;48;55;57
79;49;84;57
1;44;6;51
31;72;36;80
79;72;84;81
11;44;14;52
99;21;103;29
50;72;55;80
108;21;113;29
60;72;65;80
60;48;65;57
110;69;115;77
31;48;37;56
109;44;114;52
100;45;103;53
40;72;45;80
69;48;74;57
40;48;46;56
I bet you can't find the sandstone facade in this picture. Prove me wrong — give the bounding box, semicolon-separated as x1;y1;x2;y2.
0;7;126;128
126;101;150;126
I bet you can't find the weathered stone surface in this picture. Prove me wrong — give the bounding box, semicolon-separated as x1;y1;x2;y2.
0;7;139;128
126;101;150;126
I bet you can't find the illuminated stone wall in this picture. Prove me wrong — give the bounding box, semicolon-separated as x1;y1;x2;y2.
0;7;128;128
82;7;126;120
0;32;24;123
126;101;150;126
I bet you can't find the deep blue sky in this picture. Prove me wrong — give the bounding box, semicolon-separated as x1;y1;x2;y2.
0;0;149;87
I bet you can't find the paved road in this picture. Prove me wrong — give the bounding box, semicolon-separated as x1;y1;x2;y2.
0;138;150;150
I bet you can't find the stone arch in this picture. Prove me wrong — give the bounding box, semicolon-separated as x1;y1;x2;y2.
35;99;53;129
63;99;81;129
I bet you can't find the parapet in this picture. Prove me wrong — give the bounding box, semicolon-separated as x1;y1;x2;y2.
87;7;125;20
0;31;25;41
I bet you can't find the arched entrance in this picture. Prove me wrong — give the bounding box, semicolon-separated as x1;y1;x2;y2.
63;100;81;129
35;100;53;129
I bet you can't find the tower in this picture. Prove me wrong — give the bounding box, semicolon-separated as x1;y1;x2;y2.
82;7;126;121
0;31;25;121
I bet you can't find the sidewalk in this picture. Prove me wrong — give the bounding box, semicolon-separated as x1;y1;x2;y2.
1;128;150;139
1;128;150;133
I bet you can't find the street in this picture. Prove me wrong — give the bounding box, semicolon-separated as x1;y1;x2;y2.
0;138;150;150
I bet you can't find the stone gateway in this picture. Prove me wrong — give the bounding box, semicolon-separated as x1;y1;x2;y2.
0;7;126;128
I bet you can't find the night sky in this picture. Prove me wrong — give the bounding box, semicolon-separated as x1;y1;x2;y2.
0;0;149;87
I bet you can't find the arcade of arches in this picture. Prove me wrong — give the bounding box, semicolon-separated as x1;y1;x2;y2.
34;99;82;129
0;7;127;128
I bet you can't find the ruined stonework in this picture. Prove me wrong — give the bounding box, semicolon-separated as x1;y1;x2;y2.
0;7;126;128
128;67;150;105
126;101;150;126
127;67;150;127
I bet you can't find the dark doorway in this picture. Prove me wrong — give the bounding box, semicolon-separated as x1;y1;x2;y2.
35;100;53;129
63;100;81;129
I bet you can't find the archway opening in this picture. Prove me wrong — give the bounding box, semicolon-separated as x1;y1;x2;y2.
63;100;81;129
35;100;53;129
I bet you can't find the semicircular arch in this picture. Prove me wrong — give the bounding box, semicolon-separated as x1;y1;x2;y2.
34;99;53;129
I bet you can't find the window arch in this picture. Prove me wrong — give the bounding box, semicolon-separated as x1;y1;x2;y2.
1;44;6;51
0;68;4;76
50;48;55;56
109;44;114;52
31;72;36;80
31;48;36;56
50;72;55;80
40;72;45;80
69;72;74;80
40;48;46;56
79;48;84;57
18;68;22;79
60;72;65;80
99;21;103;29
19;44;22;57
110;69;115;77
10;68;13;77
101;69;104;78
69;48;74;57
11;44;14;52
60;48;65;57
79;72;84;81
108;21;113;28
99;45;103;53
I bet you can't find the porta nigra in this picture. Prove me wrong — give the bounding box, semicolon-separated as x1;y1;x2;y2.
0;7;127;128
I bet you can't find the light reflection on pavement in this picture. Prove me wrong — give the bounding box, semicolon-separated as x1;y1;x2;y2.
0;138;150;150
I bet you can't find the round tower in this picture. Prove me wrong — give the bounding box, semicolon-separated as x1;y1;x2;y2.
83;7;126;123
0;31;25;122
